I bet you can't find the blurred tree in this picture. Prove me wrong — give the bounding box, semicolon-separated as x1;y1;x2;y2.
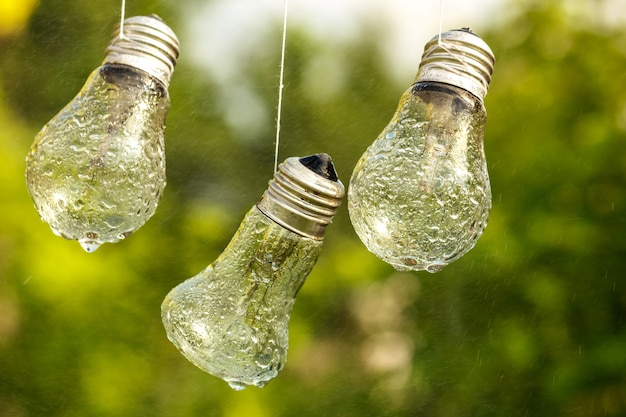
0;0;625;416
0;0;38;38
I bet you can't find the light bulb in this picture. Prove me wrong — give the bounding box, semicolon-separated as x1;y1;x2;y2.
348;29;495;273
161;154;344;390
25;15;179;252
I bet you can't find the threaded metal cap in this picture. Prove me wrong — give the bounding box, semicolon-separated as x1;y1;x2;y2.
416;28;495;101
103;15;180;88
257;154;345;240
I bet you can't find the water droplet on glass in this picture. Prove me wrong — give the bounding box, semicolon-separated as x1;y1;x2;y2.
104;215;123;229
401;257;419;268
255;351;273;368
227;380;248;391
425;262;446;273
79;240;102;253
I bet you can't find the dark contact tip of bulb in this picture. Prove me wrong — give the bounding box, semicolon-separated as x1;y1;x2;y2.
299;154;339;182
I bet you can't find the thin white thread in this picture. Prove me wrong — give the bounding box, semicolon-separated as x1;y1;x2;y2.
119;0;126;39
434;0;470;75
438;0;444;45
431;0;490;97
274;0;289;174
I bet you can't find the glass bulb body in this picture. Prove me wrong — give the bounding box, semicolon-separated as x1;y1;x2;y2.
162;206;322;390
25;15;179;252
26;64;169;252
161;154;344;390
349;82;490;273
348;28;494;273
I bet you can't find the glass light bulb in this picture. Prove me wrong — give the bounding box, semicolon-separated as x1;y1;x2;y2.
25;15;179;252
348;29;495;273
161;154;345;390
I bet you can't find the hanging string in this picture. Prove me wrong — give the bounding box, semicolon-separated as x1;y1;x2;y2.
438;0;444;45
119;0;127;39
433;0;472;76
274;0;289;173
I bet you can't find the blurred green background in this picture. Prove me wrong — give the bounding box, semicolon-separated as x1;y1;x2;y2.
1;0;626;415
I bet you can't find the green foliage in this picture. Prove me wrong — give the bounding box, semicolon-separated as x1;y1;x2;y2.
1;0;625;416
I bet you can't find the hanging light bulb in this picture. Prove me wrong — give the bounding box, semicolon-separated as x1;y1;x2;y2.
161;154;344;390
25;15;179;252
348;28;495;273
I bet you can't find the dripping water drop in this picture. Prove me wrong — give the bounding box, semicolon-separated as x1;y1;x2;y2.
425;261;446;273
79;240;102;253
227;380;248;391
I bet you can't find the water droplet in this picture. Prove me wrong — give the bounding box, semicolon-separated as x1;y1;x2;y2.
104;215;123;229
400;257;419;268
255;351;273;368
425;262;446;273
227;380;248;391
79;240;102;253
